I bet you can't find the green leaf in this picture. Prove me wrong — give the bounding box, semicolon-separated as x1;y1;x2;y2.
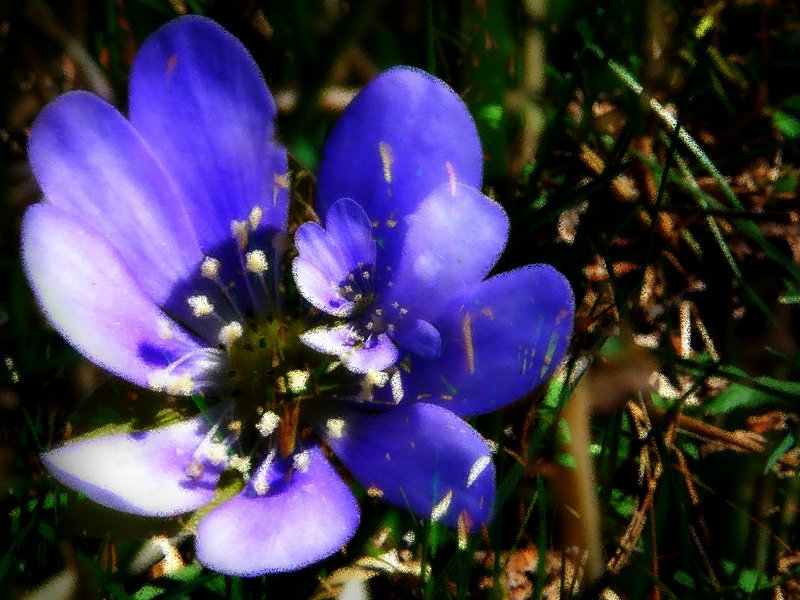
555;452;577;469
773;110;800;139
764;433;795;474
705;383;780;415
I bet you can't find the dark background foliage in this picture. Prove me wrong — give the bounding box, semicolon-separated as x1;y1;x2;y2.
2;0;800;598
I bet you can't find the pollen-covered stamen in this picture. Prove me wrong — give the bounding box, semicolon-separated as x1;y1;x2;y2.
249;205;263;231
245;250;269;274
251;448;277;496
231;219;249;250
256;410;280;437
218;321;244;347
205;441;230;467
200;256;221;280
292;449;311;473
187;294;215;318
325;417;345;439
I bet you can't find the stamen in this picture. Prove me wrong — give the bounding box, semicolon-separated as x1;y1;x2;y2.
286;370;310;394
366;370;389;387
187;295;215;317
249;205;263;230
390;371;403;403
200;256;221;280
218;321;244;346
228;455;252;476
256;411;280;437
205;442;229;467
231;220;249;249
326;417;345;439
245;250;269;274
251;449;276;496
292;450;311;473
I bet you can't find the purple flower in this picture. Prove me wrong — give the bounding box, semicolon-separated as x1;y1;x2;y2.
294;66;575;414
23;16;574;578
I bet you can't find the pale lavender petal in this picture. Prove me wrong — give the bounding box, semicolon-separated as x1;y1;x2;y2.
295;222;349;286
195;446;359;575
318;67;482;270
343;333;399;374
27;91;202;304
292;258;353;317
21;204;210;389
320;403;494;530
129;16;287;252
300;324;360;357
41;410;227;516
324;198;377;271
391;318;441;359
382;183;508;321
300;325;398;373
405;265;575;416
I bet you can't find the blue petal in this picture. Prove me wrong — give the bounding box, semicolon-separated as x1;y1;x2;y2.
404;265;574;416
129;16;288;253
320;403;494;530
381;183;508;321
391;318;441;359
324;198;377;272
27;91;202;304
41;409;227;516
22;204;212;390
317;67;482;271
195;446;359;575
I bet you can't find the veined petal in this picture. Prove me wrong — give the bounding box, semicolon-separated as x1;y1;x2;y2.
319;403;494;530
317;67;482;270
300;326;398;374
129;16;288;252
21;204;209;390
405;265;574;416
41;410;227;516
344;333;398;374
195;446;359;576
324;198;377;271
295;222;349;287
383;183;508;321
292;258;353;317
27;91;202;304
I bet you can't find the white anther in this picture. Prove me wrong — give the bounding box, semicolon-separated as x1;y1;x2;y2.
157;318;174;341
187;295;215;317
245;250;269;273
228;455;252;476
467;455;491;488
353;293;363;302
326;417;346;439
200;256;221;279
249;205;263;230
167;374;195;396
252;477;270;496
218;321;244;346
365;322;374;331
256;411;280;437
390;371;404;403
366;370;389;387
399;308;408;316
231;219;249;248
374;308;382;316
205;442;229;467
430;489;453;522
362;271;370;280
402;531;416;545
343;285;353;294
293;450;311;473
286;369;310;394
